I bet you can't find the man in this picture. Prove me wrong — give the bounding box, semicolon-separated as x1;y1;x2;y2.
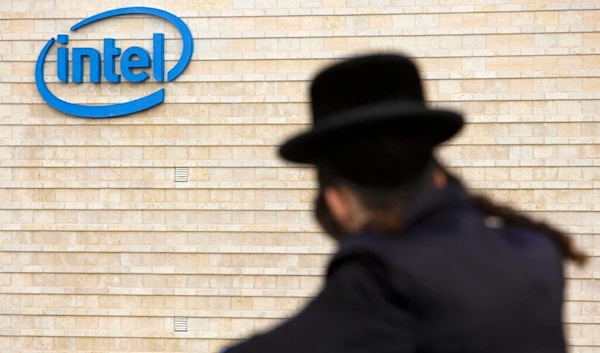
218;53;585;353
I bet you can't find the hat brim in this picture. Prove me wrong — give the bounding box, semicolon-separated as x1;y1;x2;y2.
278;102;464;164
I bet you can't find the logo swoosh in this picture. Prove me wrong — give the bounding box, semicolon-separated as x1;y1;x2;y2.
35;7;194;118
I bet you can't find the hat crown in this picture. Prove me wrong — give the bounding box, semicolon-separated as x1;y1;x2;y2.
310;54;425;123
277;52;464;164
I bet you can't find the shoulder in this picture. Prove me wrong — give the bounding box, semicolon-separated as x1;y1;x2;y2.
327;229;443;276
325;235;421;306
318;237;425;341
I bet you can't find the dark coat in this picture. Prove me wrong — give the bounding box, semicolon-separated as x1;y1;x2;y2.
220;180;567;353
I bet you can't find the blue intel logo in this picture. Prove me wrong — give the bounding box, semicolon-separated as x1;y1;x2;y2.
35;7;194;118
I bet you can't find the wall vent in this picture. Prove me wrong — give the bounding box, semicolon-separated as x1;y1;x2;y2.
174;167;188;182
174;317;188;332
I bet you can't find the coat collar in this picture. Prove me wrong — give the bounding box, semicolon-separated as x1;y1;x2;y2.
328;175;476;276
353;174;474;238
404;174;473;229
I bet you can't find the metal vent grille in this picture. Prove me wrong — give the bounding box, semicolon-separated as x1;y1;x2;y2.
174;167;188;182
174;317;188;332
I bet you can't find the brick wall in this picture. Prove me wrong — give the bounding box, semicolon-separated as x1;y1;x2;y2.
0;0;599;352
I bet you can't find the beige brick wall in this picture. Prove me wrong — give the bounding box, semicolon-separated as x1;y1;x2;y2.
0;0;599;352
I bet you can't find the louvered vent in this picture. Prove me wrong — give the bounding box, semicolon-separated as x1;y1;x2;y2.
174;167;188;182
174;317;188;332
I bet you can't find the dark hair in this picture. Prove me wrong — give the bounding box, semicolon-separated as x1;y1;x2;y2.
314;134;587;266
468;193;586;265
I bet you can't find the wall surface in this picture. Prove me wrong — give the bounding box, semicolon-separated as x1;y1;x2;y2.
0;0;599;352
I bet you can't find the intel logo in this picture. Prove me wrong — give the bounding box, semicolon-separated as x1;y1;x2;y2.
35;7;194;118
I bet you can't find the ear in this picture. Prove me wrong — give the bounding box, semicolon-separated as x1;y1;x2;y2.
433;168;447;189
323;186;352;225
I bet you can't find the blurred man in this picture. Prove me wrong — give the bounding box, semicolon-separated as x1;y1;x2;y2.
219;53;586;353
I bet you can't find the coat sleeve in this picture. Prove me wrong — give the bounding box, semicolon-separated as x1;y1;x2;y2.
219;250;418;353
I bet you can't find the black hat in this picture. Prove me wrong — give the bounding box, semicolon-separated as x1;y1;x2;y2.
278;53;465;164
